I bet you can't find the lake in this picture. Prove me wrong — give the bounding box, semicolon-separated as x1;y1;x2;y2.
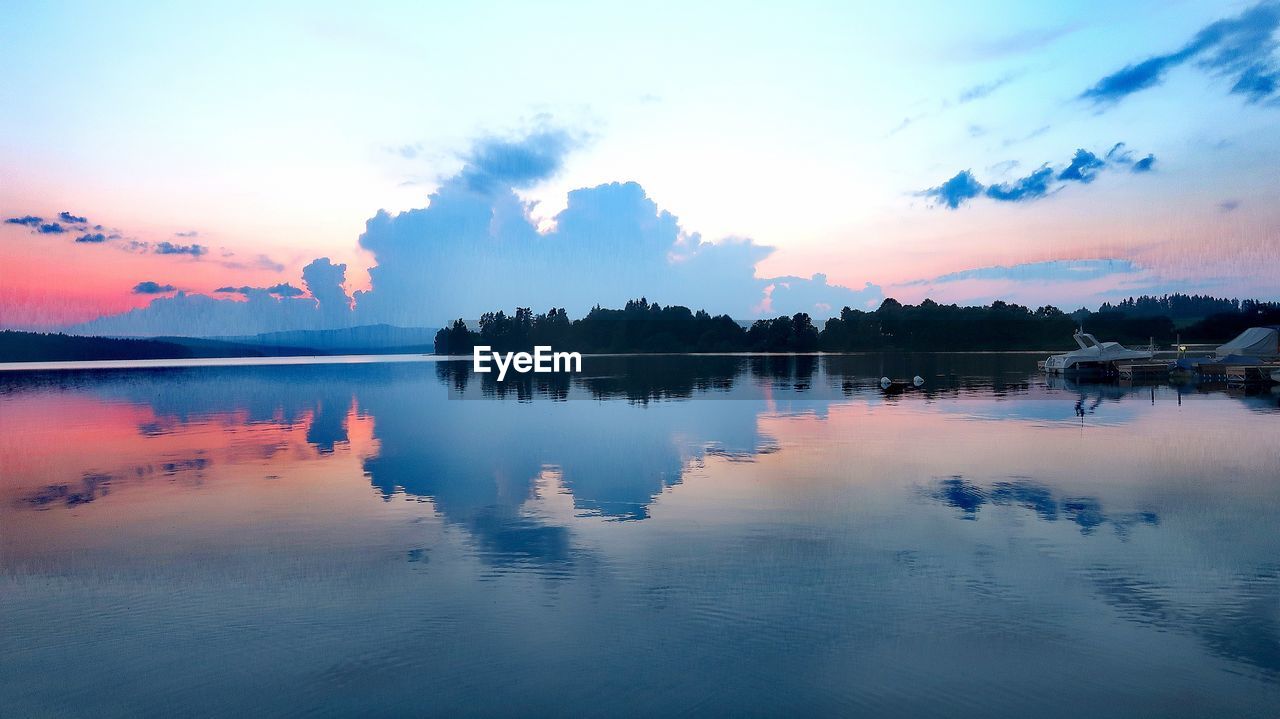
2;354;1278;717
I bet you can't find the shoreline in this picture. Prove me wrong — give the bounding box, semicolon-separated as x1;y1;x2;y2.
1;349;1067;373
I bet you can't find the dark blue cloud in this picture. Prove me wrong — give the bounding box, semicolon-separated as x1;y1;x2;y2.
215;283;304;297
1131;154;1156;172
1057;150;1105;183
75;232;107;243
58;211;87;224
4;215;43;226
153;241;207;256
38;222;66;234
922;170;984;209
1104;142;1132;163
1231;66;1278;100
268;283;304;297
1081;56;1182;104
986;166;1054;201
133;281;177;294
460;129;577;193
925;144;1156;209
1082;1;1280;106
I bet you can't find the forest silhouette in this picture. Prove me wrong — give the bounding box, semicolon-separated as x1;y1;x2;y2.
434;294;1280;355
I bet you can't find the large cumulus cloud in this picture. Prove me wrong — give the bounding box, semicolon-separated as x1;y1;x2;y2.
354;133;879;324
71;131;880;337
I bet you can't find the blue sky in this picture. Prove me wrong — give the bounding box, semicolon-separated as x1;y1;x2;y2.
1;1;1277;331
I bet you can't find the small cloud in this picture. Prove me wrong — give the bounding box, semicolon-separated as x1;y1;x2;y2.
1219;199;1241;212
217;252;285;272
955;23;1081;61
38;223;66;234
1130;154;1156;172
958;73;1017;103
987;159;1021;175
890;73;1020;138
133;281;177;294
58;211;88;224
1057;149;1105;183
986;166;1054;201
1231;66;1278;101
152;241;207;257
1104;142;1133;164
905;259;1141;286
921;170;984;209
174;230;199;238
460;128;579;193
214;283;304;297
267;283;304;297
1002;125;1051;148
75;233;107;243
254;254;286;272
1081;56;1176;105
5;215;43;226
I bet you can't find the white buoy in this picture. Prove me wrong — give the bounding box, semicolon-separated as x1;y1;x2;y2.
913;375;924;387
880;376;891;388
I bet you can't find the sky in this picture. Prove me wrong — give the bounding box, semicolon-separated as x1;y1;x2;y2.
1;0;1278;333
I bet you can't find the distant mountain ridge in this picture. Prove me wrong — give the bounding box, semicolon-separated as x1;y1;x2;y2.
1;324;438;363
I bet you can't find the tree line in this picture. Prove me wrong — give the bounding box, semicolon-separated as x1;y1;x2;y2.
435;296;1280;354
1098;293;1275;321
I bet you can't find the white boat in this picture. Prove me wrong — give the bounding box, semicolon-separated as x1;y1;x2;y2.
1042;331;1153;374
1214;326;1279;360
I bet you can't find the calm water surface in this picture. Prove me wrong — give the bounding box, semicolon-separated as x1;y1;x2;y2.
2;354;1278;717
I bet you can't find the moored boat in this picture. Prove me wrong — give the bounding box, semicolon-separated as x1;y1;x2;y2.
1042;331;1153;375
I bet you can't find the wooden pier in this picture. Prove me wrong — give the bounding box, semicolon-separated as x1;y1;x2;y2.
1115;362;1173;381
1194;362;1280;384
1224;365;1280;386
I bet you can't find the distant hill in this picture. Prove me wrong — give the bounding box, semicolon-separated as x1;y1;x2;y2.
1;331;194;362
0;331;331;363
0;325;439;364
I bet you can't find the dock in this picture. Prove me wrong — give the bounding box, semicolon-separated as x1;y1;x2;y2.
1054;358;1278;385
1193;362;1280;384
1224;365;1280;386
1116;362;1173;381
